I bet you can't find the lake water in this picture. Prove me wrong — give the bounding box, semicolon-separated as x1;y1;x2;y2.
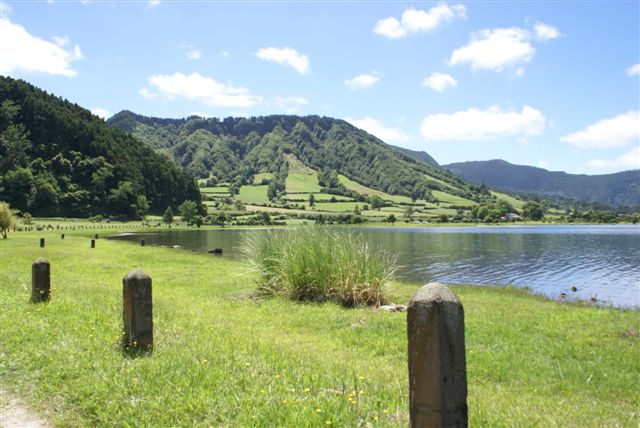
109;225;640;309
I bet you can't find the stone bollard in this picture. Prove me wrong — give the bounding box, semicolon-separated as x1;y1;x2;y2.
91;239;96;248
140;239;145;247
40;238;45;248
31;258;51;302
95;233;99;239
407;283;468;428
61;234;65;239
122;270;153;351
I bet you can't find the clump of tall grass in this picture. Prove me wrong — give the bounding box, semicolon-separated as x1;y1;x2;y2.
244;227;396;307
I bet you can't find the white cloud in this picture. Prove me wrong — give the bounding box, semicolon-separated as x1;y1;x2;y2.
587;146;640;170
374;4;466;39
186;47;201;61
346;117;409;143
345;73;380;90
534;22;561;41
420;105;546;141
140;72;261;107
421;72;457;92
148;0;160;7
0;19;83;77
450;27;535;72
537;160;550;169
561;111;640;149
90;107;111;119
275;96;308;113
256;47;309;74
626;63;640;77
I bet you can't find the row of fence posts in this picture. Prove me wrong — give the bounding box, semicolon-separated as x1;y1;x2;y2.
30;244;468;427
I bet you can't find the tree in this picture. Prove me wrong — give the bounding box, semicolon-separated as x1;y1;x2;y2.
369;195;384;210
163;207;174;225
0;202;15;238
522;201;544;220
191;215;204;228
404;206;414;221
309;193;315;207
178;200;198;223
386;214;397;224
216;212;227;228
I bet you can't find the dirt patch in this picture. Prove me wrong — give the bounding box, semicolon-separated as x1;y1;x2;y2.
0;389;50;428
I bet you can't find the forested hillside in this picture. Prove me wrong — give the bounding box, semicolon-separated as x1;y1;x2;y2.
445;159;640;207
108;111;491;204
0;77;201;218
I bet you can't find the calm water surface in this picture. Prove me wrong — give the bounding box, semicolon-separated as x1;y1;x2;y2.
110;225;640;309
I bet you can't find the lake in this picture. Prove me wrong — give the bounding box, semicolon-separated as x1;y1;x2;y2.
109;225;640;309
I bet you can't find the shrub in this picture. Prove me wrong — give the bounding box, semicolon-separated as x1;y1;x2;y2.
244;227;396;307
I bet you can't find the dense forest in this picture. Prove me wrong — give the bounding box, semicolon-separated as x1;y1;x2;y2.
108;111;492;204
0;77;201;218
445;159;640;207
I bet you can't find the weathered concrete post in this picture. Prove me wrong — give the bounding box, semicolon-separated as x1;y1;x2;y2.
122;270;153;351
90;239;96;248
408;283;468;427
94;233;99;239
140;239;145;247
61;234;65;239
31;258;51;302
39;238;45;248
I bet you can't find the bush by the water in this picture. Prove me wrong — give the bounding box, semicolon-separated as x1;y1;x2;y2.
245;227;396;307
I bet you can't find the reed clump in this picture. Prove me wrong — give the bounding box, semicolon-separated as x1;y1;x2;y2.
245;227;396;307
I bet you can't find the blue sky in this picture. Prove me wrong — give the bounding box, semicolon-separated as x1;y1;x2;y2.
1;0;638;175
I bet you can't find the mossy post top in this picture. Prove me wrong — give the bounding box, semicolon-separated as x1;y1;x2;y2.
33;257;49;265
409;282;460;306
124;269;151;283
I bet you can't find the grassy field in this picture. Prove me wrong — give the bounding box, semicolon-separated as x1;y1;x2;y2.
338;176;415;204
200;186;231;194
491;191;526;210
284;193;353;202
431;190;477;206
253;173;273;184
238;185;270;205
1;229;638;427
285;173;321;194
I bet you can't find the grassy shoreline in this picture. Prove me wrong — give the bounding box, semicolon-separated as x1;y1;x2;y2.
1;229;638;426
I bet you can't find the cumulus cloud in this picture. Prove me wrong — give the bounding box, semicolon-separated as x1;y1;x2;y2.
148;0;160;7
256;47;309;74
0;19;83;77
421;72;457;92
420;105;546;141
140;72;261;108
185;46;201;60
561;111;640;149
344;73;380;90
0;2;12;18
90;107;111;119
534;22;561;41
374;4;466;39
626;63;640;77
450;27;535;72
346;117;409;143
587;146;640;170
274;96;308;113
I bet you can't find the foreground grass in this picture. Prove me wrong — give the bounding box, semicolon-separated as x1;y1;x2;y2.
1;230;638;427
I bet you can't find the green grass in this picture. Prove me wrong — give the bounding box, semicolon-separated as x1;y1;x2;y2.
431;190;477;206
491;191;525;210
338;176;416;204
253;173;273;184
313;202;363;212
200;186;231;194
245;227;395;306
1;230;638;427
284;193;353;202
285;173;321;194
238;185;270;205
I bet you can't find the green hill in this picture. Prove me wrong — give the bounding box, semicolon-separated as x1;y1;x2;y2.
108;111;493;214
445;159;640;207
0;77;201;218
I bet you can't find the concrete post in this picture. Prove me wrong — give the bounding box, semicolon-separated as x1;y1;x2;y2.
122;270;153;351
31;258;51;303
91;239;96;248
61;234;65;239
408;283;468;427
141;239;145;247
39;238;45;248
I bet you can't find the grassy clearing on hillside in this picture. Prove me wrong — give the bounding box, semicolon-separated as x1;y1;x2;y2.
285;173;321;194
284;193;353;202
245;227;396;306
200;186;231;194
491;191;525;210
1;230;638;427
238;185;270;205
431;190;477;206
253;173;273;184
338;176;414;204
